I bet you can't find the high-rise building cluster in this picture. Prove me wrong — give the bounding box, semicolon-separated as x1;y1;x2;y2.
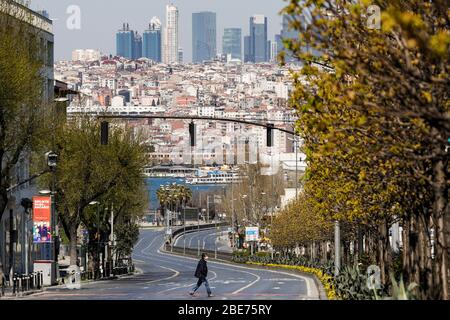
115;4;301;64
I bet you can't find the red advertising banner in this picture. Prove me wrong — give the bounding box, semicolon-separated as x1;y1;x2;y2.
32;196;52;243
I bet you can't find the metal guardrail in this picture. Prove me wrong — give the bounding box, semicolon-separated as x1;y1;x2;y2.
164;244;233;261
166;223;233;261
171;222;229;239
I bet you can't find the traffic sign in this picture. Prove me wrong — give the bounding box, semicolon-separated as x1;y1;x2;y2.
245;227;259;242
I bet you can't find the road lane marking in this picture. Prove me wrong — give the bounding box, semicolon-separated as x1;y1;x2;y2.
137;231;318;299
140;233;164;255
156;270;218;294
157;247;317;298
231;271;261;295
144;265;180;284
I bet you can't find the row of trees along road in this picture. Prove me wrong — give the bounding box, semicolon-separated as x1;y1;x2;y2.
219;163;285;228
35;116;148;270
274;0;449;299
156;184;192;219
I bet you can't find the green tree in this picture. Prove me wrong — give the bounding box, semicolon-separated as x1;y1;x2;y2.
157;184;192;221
114;221;139;264
39;116;147;266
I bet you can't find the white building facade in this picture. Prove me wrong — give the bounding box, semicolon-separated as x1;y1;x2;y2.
163;4;179;64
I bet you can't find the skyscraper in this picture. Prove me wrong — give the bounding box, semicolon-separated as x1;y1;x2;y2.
132;31;142;60
116;23;133;59
163;4;179;64
270;41;278;63
222;28;242;61
178;48;184;64
192;11;217;63
244;35;251;63
143;17;162;62
275;33;283;55
249;15;268;63
280;14;319;64
116;23;142;60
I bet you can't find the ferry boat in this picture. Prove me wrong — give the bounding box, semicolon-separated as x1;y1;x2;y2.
185;171;242;185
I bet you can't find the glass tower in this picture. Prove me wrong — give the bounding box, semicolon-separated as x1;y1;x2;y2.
116;23;133;59
192;11;217;63
244;35;251;63
132;31;142;60
222;28;242;61
143;17;162;62
249;15;268;63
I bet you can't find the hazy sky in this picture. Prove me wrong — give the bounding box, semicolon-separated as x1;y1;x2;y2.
31;0;287;62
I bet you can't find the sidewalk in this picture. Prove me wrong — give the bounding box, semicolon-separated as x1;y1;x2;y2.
0;270;139;300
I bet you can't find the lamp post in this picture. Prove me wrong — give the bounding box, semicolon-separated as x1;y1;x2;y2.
334;220;341;276
183;197;186;255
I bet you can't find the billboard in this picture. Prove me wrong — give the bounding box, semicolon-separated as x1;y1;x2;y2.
245;227;259;242
33;196;52;243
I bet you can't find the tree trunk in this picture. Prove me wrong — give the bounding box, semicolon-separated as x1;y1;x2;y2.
402;216;410;282
69;222;78;266
432;155;448;299
357;226;364;262
377;219;390;286
408;213;419;289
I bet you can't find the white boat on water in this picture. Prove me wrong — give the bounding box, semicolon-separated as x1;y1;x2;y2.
186;171;242;185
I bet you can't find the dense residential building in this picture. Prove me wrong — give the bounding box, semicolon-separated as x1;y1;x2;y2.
192;11;217;63
58;57;301;168
72;49;101;62
163;4;179;64
248;15;268;63
143;17;162;62
222;28;242;61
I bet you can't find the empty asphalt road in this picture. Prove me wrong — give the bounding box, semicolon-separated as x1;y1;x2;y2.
23;228;320;300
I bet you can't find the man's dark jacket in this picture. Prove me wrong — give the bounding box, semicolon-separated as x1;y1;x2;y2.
195;259;208;278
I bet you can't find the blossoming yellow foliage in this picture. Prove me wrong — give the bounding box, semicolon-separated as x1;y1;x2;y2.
246;262;338;300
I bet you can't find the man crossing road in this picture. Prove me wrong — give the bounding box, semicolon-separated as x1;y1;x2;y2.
189;253;214;297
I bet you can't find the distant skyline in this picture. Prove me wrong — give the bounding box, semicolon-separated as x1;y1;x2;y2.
30;0;285;62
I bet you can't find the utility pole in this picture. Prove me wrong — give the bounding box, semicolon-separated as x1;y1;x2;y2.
334;220;341;276
295;137;298;200
97;203;100;278
206;195;210;224
271;146;275;260
183;200;186;255
8;208;14;283
110;204;114;273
